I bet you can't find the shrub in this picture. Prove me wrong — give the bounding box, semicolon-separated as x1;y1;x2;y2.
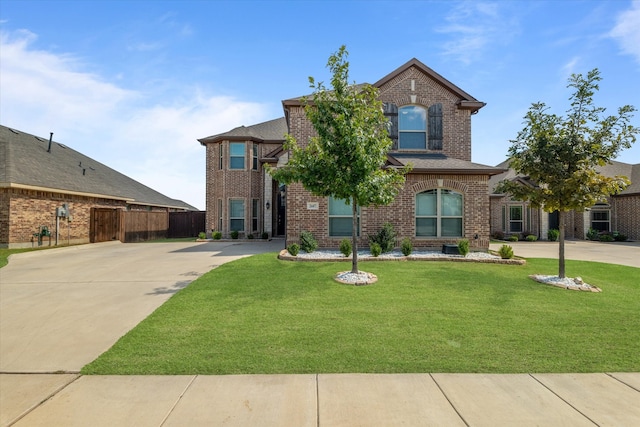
586;228;599;241
230;230;239;239
198;232;206;240
261;232;269;240
457;239;470;256
212;231;222;240
369;242;382;257
247;233;254;239
401;237;413;256
491;230;505;240
368;222;396;253
613;232;627;242
339;239;352;257
287;243;300;256
508;235;519;242
525;234;538;242
599;233;614;242
498;244;514;259
547;229;559;241
300;231;318;253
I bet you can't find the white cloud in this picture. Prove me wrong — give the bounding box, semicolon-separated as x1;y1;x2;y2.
0;29;273;210
609;0;640;65
436;1;519;65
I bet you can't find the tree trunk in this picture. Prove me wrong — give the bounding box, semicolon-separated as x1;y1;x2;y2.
558;210;566;278
351;197;359;274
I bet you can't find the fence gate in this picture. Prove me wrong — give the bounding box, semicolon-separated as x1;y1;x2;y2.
90;208;120;243
168;211;206;238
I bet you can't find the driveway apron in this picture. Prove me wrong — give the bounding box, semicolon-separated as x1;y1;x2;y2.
0;240;283;373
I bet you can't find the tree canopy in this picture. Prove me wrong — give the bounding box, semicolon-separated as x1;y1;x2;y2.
268;46;408;274
496;68;638;277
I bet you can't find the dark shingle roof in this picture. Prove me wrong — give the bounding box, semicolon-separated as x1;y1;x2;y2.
198;117;287;145
0;125;197;210
389;153;503;175
489;158;639;196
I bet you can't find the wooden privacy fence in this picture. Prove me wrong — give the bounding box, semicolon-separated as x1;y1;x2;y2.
91;209;204;243
168;211;206;238
90;209;166;243
122;211;168;242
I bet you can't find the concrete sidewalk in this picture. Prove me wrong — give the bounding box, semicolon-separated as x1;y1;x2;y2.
3;373;639;426
2;239;639;426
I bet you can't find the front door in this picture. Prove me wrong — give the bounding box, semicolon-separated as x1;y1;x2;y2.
549;210;559;230
276;184;286;236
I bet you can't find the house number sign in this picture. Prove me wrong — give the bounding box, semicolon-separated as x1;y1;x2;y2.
307;202;319;210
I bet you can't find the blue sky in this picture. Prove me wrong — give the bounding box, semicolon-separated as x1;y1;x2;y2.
2;0;639;210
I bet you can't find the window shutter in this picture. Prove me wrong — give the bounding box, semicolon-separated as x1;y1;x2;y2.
428;103;443;150
383;102;398;150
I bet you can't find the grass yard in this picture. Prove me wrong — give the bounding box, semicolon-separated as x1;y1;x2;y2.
82;254;640;375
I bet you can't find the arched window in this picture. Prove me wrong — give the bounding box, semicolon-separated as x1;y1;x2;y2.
399;106;427;149
416;189;463;237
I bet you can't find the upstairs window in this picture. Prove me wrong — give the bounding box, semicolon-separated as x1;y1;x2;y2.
399;106;426;149
252;143;259;170
229;142;245;169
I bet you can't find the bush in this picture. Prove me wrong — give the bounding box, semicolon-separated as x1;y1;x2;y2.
368;222;396;253
508;235;519;242
599;233;614;242
287;243;300;256
212;231;222;240
547;229;559;241
457;239;470;256
498;244;514;259
525;234;538;242
261;232;269;240
369;242;382;257
339;239;352;257
247;233;254;239
300;231;318;253
613;232;627;242
230;230;239;239
401;237;413;256
491;230;505;240
586;228;599;241
198;232;206;240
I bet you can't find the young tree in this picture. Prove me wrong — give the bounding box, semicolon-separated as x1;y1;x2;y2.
268;46;408;274
496;69;638;278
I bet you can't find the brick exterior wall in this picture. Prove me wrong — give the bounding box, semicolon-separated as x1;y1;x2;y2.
1;187;126;248
490;194;639;241
612;195;640;240
283;65;491;250
204;141;268;238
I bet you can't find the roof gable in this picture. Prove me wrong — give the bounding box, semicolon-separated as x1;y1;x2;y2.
198;117;287;145
373;58;484;112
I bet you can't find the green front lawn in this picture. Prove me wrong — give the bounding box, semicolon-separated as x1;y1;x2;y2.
82;254;640;375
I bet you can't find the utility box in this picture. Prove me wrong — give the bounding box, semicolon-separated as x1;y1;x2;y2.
442;244;459;255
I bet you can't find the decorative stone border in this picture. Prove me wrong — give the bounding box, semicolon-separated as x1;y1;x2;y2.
278;250;526;265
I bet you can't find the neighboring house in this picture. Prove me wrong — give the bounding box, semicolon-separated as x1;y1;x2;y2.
1;125;197;248
489;159;640;241
200;58;504;250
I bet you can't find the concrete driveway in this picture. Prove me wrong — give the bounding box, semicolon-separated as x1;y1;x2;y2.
0;240;283;373
489;239;640;268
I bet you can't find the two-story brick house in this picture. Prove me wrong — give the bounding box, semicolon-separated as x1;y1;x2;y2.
200;59;503;250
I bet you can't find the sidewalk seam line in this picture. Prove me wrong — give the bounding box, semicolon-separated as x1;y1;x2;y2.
6;373;81;427
316;374;320;427
429;374;470;427
159;375;198;427
605;372;640;392
529;374;600;426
